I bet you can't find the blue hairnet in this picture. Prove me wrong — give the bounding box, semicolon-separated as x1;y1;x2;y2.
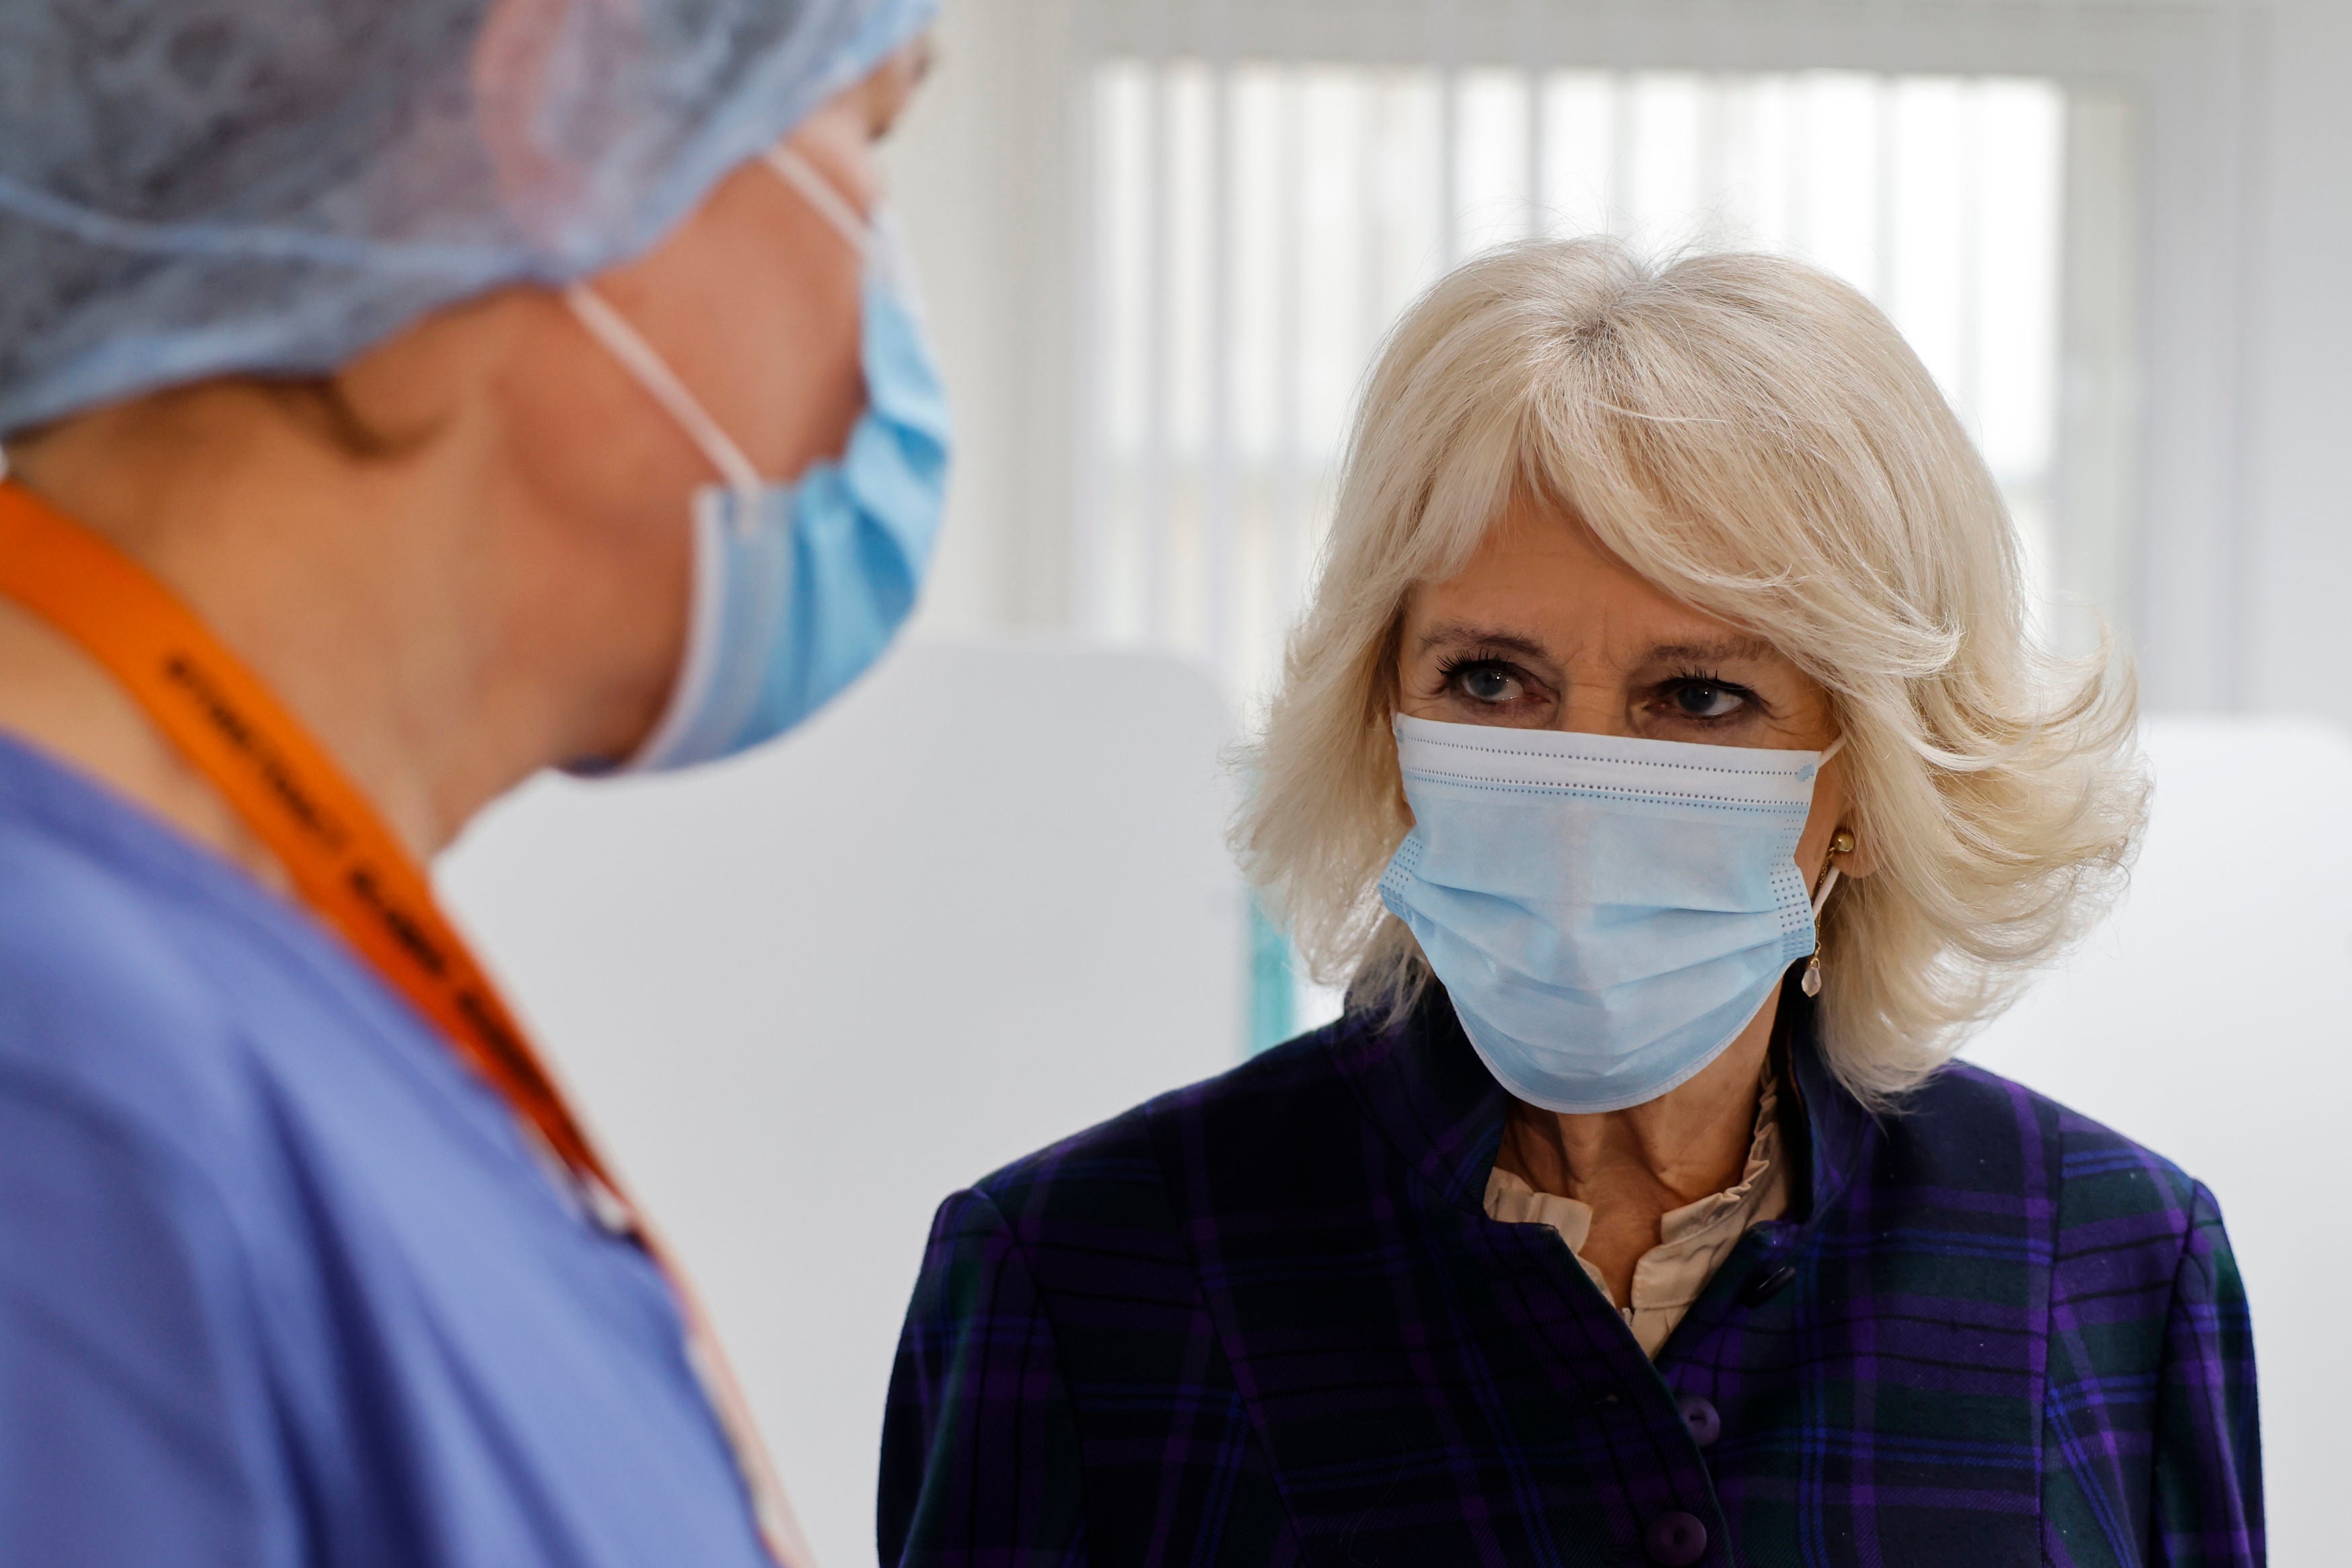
0;0;937;436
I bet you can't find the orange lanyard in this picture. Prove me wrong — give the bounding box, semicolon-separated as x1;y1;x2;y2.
0;482;810;1568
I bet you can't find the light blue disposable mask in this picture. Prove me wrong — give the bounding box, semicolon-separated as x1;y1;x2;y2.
1379;715;1845;1115
564;146;951;771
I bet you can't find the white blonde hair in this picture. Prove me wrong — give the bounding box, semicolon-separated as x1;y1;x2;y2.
1237;238;2146;1106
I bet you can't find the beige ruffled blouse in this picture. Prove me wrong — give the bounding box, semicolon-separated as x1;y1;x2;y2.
1483;1074;1788;1358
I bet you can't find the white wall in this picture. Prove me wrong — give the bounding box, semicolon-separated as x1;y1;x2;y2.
2235;0;2352;725
886;0;1079;638
1966;717;2352;1565
437;641;1245;1568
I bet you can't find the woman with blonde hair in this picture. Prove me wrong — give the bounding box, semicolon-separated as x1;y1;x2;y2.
881;239;2260;1567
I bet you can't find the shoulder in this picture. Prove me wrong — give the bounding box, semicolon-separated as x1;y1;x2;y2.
1910;1074;2260;1544
0;771;303;1518
0;747;357;1211
1887;1059;2213;1262
0;804;252;1148
887;1047;1358;1566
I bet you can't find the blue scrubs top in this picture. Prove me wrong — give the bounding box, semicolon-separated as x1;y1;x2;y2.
0;734;773;1568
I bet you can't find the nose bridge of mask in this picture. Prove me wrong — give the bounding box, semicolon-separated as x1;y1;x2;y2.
559;142;878;517
1393;715;1835;804
1390;714;1833;962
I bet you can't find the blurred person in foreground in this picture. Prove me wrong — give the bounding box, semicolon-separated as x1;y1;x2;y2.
880;240;2261;1567
0;1;944;1563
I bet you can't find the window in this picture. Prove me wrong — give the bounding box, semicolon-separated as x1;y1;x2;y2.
1081;60;2129;702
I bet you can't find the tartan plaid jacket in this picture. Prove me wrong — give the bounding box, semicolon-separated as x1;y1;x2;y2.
879;986;2261;1567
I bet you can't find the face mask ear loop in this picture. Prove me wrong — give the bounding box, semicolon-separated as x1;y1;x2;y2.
1800;863;1843;1000
761;146;873;262
1810;865;1843;921
560;282;763;775
561;283;764;520
1806;732;1851;918
1799;732;1851;997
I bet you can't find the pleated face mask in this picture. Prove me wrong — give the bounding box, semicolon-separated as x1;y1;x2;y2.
1378;714;1844;1114
564;144;951;771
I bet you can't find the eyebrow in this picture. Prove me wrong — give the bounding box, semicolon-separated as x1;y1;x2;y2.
1642;636;1781;666
1413;624;1781;670
1413;624;1557;662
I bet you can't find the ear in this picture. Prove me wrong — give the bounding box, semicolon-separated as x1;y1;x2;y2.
1831;819;1880;881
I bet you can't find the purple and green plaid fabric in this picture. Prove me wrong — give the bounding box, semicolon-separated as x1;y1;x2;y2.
880;988;2261;1566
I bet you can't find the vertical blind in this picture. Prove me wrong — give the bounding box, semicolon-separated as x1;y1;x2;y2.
1080;62;2091;702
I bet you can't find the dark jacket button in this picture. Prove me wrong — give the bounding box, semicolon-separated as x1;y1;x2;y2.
1738;1262;1797;1305
1642;1510;1709;1566
1677;1393;1721;1448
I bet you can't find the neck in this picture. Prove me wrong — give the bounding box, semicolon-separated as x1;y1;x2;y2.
0;394;573;870
1496;995;1779;1303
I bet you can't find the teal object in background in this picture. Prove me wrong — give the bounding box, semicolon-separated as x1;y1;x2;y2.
1247;897;1295;1055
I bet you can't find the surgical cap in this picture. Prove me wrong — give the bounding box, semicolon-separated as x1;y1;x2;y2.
0;0;937;436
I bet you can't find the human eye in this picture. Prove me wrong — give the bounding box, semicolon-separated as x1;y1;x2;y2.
1441;657;1527;705
1656;674;1755;724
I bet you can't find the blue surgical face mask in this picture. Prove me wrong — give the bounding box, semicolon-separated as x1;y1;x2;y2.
1378;714;1845;1114
564;145;951;771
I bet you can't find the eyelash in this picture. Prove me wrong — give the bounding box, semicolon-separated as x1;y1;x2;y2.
1433;652;1534;695
1431;656;1766;724
1661;668;1761;722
